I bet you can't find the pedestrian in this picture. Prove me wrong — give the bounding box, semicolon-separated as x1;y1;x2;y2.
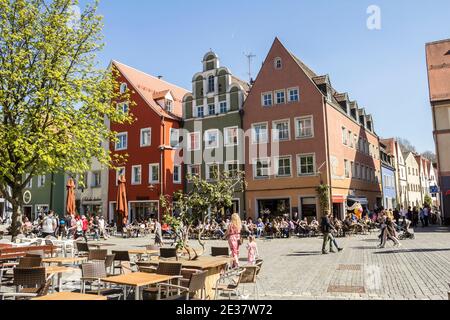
321;212;343;254
81;215;89;242
246;235;259;265
379;218;401;248
226;213;242;268
41;211;57;238
419;208;425;227
423;207;430;227
154;218;163;246
98;216;108;240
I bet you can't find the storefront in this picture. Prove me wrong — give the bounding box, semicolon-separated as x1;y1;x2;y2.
129;201;159;222
257;198;291;219
300;197;318;222
332;195;345;220
80;197;103;216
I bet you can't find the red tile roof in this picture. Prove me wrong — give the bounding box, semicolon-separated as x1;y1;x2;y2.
112;61;189;119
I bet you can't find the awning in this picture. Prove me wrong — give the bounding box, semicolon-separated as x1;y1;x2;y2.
332;196;345;204
347;197;368;205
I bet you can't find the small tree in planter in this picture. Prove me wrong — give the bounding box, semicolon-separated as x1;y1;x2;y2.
160;171;246;260
424;194;433;208
316;184;331;217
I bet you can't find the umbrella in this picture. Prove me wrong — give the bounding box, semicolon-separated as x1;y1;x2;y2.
116;175;128;231
66;178;76;216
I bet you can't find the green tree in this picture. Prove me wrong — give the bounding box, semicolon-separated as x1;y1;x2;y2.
161;171;246;260
424;194;432;207
316;184;331;217
0;0;131;238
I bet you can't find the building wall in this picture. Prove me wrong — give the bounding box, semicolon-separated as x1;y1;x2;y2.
404;153;422;208
381;166;397;210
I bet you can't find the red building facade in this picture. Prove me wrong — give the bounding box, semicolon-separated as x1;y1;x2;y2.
108;61;188;222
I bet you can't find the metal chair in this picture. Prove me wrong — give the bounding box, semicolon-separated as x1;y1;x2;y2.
18;257;43;268
157;270;208;300
111;251;131;275
105;254;116;276
76;241;89;257
26;250;45;258
240;265;260;300
12;267;53;297
211;247;230;257
146;245;160;260
214;267;245;300
81;261;122;299
88;249;108;261
142;262;182;300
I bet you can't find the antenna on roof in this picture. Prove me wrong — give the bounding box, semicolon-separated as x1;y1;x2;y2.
157;75;163;80
244;52;256;84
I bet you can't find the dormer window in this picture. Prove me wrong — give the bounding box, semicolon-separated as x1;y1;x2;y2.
208;75;215;93
274;57;282;70
120;83;127;94
166;99;173;112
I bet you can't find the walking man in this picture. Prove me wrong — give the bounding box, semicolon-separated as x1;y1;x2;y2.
321;212;344;255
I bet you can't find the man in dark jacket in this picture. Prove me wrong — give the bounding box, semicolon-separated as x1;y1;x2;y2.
321;213;344;254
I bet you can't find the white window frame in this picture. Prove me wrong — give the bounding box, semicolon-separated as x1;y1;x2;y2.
295;116;314;139
287;87;300;103
120;83;128;94
170;128;180;149
208;104;216;116
225;161;239;178
297;153;316;177
344;160;350;179
224;126;239;147
173;165;182;184
275;89;286;105
91;171;102;188
118;102;129;114
204;129;219;149
196;106;204;118
274;57;282;70
131;165;142;185
275;156;292;178
206;163;219;181
140;128;151;147
219;101;228;114
149;164;160;184
37;175;46;188
272;119;291;142
116;167;125;186
253;158;271;180
25;174;33;189
188;132;201;151
187;165;201;181
342;127;348;145
115;132;128;151
251;122;269;144
261;92;273;107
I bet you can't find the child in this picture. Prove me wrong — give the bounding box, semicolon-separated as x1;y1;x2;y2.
246;236;259;265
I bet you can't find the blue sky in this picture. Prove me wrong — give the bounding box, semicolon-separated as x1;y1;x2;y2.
85;0;450;153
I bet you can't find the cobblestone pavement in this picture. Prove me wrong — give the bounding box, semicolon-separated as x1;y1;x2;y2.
2;225;450;300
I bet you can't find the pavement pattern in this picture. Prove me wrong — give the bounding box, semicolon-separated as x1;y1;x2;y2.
2;224;450;300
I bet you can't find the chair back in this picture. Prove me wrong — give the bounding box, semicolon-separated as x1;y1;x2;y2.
105;254;116;270
76;241;89;254
88;249;108;261
159;248;177;259
211;247;229;257
112;251;130;262
26;250;45;258
146;245;160;251
156;262;182;276
18;257;43;268
240;266;258;284
188;271;208;293
82;261;107;279
120;261;133;274
13;267;46;288
44;239;54;246
255;259;263;276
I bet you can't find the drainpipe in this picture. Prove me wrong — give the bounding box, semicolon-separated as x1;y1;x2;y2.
49;173;55;212
160;116;166;200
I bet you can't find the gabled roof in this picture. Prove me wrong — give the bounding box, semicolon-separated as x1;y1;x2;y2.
112;61;189;119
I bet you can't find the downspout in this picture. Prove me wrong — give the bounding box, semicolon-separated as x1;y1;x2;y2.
49;173;55;212
160;116;165;198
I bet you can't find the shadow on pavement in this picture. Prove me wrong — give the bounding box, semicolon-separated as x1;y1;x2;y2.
373;248;450;254
286;251;323;257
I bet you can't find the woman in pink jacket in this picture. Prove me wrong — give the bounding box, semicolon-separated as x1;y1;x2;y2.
226;213;242;268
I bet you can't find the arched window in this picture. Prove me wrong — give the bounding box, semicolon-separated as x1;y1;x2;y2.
120;83;127;94
274;57;282;70
208;75;215;93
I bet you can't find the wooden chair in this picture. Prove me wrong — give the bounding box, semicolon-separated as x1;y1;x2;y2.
159;248;178;260
88;249;108;262
11;267;53;298
157;270;208;300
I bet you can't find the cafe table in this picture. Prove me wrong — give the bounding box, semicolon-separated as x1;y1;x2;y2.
43;257;88;266
88;243;116;249
128;249;159;261
32;292;107;301
140;256;231;299
100;272;179;300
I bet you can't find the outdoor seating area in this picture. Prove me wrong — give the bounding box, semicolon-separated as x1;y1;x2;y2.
0;239;264;300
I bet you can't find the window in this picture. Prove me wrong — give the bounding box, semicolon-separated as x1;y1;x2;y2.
188;132;201;151
173;165;181;184
297;154;315;176
115;132;128;151
342;127;348;145
208;75;215;93
132;165;142;185
252;123;268;144
356;163;360;179
344;160;350;178
91;171;101;188
149;164;159;183
276;156;292;177
262;92;273;107
166;99;173;113
275;90;285;104
116;167;125;185
288;88;299;102
120;83;127;94
225;161;239;178
273;120;290;142
224;127;238;146
208;104;215;116
197;106;204;118
188;165;200;180
351;161;355;178
118;102;129;114
25;174;32;189
206;164;219;181
170;128;180;148
295;116;313;139
274;57;282;69
205;129;219;149
219;102;227;114
37;175;46;188
254;158;270;179
348;131;353;148
140;128;151;147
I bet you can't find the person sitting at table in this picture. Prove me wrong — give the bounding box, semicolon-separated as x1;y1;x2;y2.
280;218;290;238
